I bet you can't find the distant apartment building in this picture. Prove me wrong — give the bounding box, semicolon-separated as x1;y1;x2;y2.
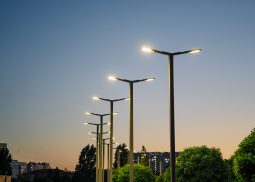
11;160;27;178
11;160;19;178
27;162;51;173
134;152;179;175
11;161;51;178
0;143;7;149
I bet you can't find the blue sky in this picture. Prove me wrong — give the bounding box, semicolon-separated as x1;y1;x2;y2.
0;1;255;170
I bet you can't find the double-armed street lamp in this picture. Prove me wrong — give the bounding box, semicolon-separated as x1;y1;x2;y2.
85;112;111;182
142;46;201;182
108;76;155;182
92;96;128;182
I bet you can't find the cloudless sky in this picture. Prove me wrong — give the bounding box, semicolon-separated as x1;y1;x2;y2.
1;1;255;170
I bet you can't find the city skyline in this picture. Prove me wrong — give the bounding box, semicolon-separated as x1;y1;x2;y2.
1;1;255;170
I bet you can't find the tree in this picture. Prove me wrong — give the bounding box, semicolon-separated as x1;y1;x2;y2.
232;128;255;182
72;144;96;182
113;143;129;169
225;158;236;182
140;146;149;166
172;146;228;182
113;164;154;182
0;147;12;175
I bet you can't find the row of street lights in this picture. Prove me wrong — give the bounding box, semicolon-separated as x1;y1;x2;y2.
84;46;201;182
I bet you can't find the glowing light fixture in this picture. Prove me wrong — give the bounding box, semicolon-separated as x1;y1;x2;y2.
92;96;100;100
142;46;154;53
146;78;155;82
189;49;201;54
108;75;117;81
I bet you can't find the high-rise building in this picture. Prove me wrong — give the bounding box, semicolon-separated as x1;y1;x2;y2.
0;143;7;149
11;160;20;178
134;152;179;175
27;162;51;173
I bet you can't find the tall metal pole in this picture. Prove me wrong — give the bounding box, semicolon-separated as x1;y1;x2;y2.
109;101;113;182
99;116;103;182
169;55;176;182
129;82;134;182
103;139;105;182
96;125;99;182
107;144;110;182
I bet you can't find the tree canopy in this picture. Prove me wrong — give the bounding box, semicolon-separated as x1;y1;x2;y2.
232;128;255;181
113;143;129;169
0;147;12;175
72;144;96;182
140;146;149;166
113;164;154;182
171;146;228;182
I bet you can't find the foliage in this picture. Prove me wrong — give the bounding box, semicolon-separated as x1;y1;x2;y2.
167;146;228;182
140;146;149;166
0;147;12;175
113;164;154;182
113;143;129;169
155;174;164;182
232;128;255;182
72;144;96;182
225;158;236;182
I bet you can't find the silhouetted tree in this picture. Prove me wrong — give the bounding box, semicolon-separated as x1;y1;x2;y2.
233;128;255;181
113;143;129;169
72;144;96;182
16;168;71;182
0;147;12;175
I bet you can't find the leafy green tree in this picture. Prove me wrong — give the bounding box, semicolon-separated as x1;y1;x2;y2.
140;146;149;166
0;147;12;175
232;128;255;182
155;174;164;182
171;146;228;182
113;143;129;168
113;164;154;182
225;158;236;182
72;144;96;182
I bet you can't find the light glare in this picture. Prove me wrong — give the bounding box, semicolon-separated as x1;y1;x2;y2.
85;112;91;115
92;96;99;100
189;49;201;54
142;46;154;53
108;75;117;81
146;78;155;82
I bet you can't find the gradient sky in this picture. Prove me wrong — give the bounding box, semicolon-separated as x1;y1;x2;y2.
1;1;255;171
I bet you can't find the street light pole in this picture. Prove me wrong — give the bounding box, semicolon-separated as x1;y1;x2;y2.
142;46;201;182
169;54;176;181
92;96;127;182
108;76;155;182
85;112;110;182
83;122;102;182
